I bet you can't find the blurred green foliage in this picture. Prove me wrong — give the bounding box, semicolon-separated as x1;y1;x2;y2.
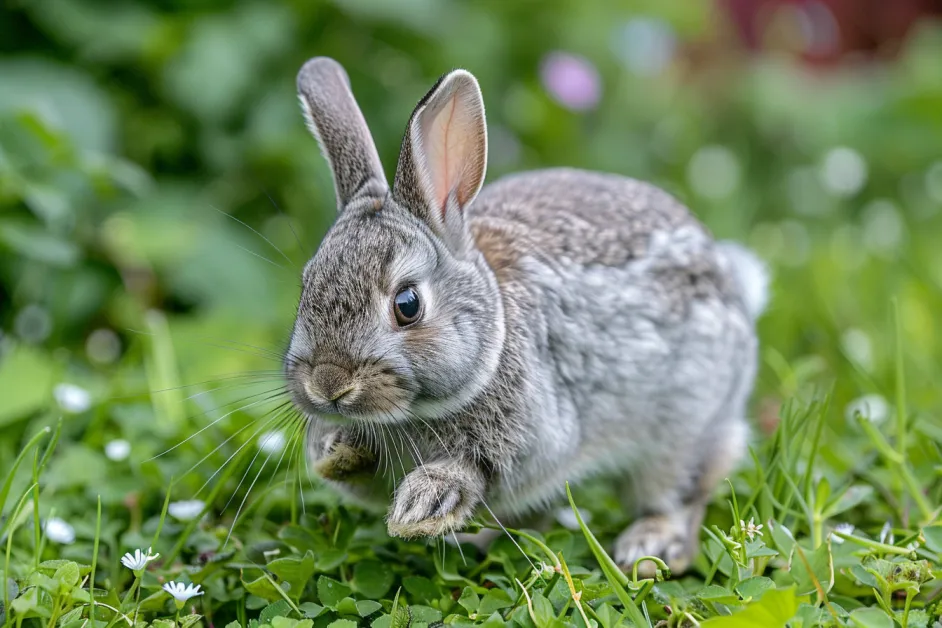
1;0;942;625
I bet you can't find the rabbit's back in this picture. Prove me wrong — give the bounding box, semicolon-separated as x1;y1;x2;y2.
470;168;707;266
468;168;758;513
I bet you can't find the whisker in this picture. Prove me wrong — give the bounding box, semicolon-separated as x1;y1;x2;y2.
108;370;285;401
145;388;290;461
223;414;297;547
208;204;295;268
261;191;310;259
218;407;299;511
481;500;537;573
232;242;289;272
191;400;294;491
126;328;288;364
452;531;467;566
224;414;302;545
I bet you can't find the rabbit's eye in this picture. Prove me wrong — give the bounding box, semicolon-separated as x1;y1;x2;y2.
393;287;422;327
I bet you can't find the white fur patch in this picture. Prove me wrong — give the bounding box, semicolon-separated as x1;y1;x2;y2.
716;241;770;320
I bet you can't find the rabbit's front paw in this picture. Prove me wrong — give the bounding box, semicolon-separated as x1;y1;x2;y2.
313;432;376;482
614;512;697;578
386;463;483;538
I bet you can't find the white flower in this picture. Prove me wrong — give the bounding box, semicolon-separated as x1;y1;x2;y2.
53;383;92;414
121;547;159;573
105;439;132;461
44;517;76;544
845;394;889;424
740;518;764;540
163;581;203;608
879;521;894;545
539;561;559;577
819;146;867;197
168;499;205;521
257;430;286;454
829;523;855;544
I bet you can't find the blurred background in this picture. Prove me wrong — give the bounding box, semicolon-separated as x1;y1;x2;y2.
1;0;942;544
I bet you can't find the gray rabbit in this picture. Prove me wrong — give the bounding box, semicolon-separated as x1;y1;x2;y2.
285;57;768;575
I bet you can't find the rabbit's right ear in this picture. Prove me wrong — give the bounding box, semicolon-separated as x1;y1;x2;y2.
297;57;387;211
392;70;487;257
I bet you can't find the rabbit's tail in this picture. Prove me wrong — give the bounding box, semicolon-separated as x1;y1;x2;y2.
716;241;769;321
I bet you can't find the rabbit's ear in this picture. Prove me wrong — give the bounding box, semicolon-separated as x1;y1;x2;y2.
297;57;387;211
393;70;487;256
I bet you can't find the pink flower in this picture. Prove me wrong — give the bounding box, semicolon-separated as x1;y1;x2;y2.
539;52;601;111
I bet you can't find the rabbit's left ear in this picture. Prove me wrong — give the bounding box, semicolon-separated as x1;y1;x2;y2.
393;70;487;256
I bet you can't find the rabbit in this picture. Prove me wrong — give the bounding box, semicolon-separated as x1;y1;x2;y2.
284;56;769;576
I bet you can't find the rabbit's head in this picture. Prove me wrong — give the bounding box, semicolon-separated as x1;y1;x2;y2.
286;58;505;425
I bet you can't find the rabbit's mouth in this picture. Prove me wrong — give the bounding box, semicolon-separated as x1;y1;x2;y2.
286;358;419;425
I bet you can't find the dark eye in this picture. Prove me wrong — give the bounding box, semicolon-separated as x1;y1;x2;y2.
393;287;422;327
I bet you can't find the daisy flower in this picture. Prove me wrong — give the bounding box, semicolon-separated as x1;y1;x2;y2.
121;547;159;575
829;523;855;544
740;517;764;540
168;500;205;521
163;581;203;609
44;517;76;544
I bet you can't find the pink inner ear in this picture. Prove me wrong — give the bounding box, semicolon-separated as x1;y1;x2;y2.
421;90;480;218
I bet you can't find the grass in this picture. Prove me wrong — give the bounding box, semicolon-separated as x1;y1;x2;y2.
0;284;940;628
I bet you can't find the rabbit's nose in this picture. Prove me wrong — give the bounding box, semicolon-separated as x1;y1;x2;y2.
309;363;355;402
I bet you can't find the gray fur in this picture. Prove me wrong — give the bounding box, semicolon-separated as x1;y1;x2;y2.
287;58;768;575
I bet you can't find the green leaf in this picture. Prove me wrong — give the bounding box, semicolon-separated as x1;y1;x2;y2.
271;618;312;628
0;58;117;151
735;577;776;601
336;597;359;616
457;586;480;613
0;221;81;267
789;604;826;628
479;611;509;628
408;606;442;623
700;587;800;627
593;603;621;628
356;600;383;618
790;541;835;600
848;608;894;628
260;600;296;625
278;525;331;554
823;485;874;519
353;559;394;599
245;576;288;603
767;521;796;556
317;576;352;609
0;345;56;428
922;525;942;553
37;560;91;577
698;584;740;605
299;602;325;619
267;551;317;599
531;593;555;627
180;615;204;628
53;562;80;593
10;586;45;618
402;576;440;603
478;589;513;615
